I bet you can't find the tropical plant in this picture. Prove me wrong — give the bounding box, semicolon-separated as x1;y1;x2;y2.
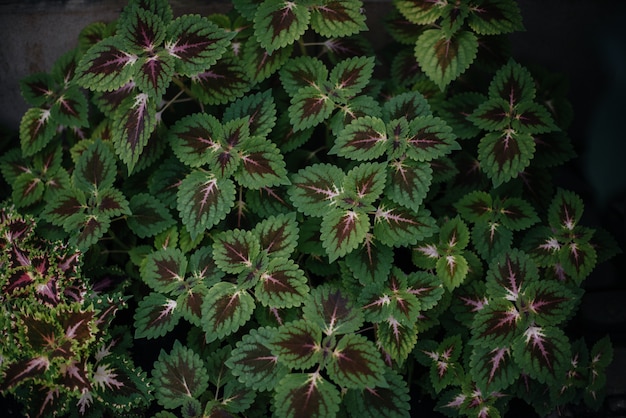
0;0;620;417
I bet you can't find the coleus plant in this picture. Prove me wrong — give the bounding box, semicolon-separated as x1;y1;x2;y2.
0;0;621;417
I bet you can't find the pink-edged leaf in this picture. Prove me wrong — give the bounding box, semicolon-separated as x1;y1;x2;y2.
166;14;233;76
19;107;57;157
303;285;364;336
512;325;570;385
289;163;345;217
274;372;341;418
236;137;290;189
169;113;223;168
331;116;388;161
254;0;311;53
201;282;255;342
373;201;438;247
320;208;369;262
256;258;310;308
112;92;158;172
310;0;367;37
327;333;385;389
470;346;519;393
0;357;50;391
485;249;538;301
190;57;251;105
271;319;322;369
134;292;180;339
226;326;289;391
386;157;433;212
176;170;236;240
75;37;136;92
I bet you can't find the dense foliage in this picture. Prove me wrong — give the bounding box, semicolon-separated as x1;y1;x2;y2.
0;0;621;417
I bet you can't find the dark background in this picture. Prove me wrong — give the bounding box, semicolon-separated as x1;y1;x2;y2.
0;0;624;416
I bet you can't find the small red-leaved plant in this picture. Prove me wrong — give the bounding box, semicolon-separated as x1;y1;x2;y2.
0;0;620;417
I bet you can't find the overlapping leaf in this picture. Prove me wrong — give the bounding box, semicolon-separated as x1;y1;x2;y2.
255;258;309;308
302;285;364;336
320;208;370;261
271;319;323;370
373;201;438;247
327;333;385;388
274;373;341;418
201;282;255;343
289;163;345;217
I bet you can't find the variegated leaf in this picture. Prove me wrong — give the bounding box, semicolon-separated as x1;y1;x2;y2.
469;345;519;393
243;38;294;83
134;292;181;339
271;319;323;369
75;37;136;92
472;298;525;348
50;85;89;128
328;56;374;98
309;0;367;37
235;137;290;189
320;208;369;261
331;116;388;161
405;115;459;162
254;0;311;53
169;113;223;168
344;236;394;286
303;285;364;336
547;188;584;232
488;59;536;104
373;201;438;247
127;193;176;238
343;369;411;418
202;282;254;342
280;56;328;95
19;107;57;157
477;129;535;187
414;29;478;90
288;85;335;131
73;139;116;193
140;247;188;294
224;89;277;138
467;0;524;35
395;0;444;25
254;212;299;258
165;14;234;76
512;325;570;385
190;56;251;105
382;90;431;122
226;326;289;391
386;157;433;212
255;257;309;308
288;163;345;217
472;221;513;260
327;333;385;389
274;373;341;418
177;170;236;239
485;249;538;301
341;162;387;208
213;229;261;275
376;318;419;363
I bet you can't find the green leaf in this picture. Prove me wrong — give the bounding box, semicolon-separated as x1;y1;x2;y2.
405;115;459;162
510;101;558;134
373;201;438;247
559;239;597;283
213;229;262;275
467;0;524;35
385;158;432;212
478;129;535;187
96;187;131;217
303;285;364;336
472;298;525;348
455;191;493;224
223;89;277;139
141;247;188;294
414;29;478;90
423;335;464;393
72;213;111;250
226;326;289;392
274;373;341;418
309;0;367;37
344;369;411;418
289;163;345;217
254;0;311;53
12;172;44;208
375;318;418;363
472;221;513;260
127;193;175;238
73;139;116;193
112;92;158;173
382;91;431;122
344;237;394;287
320;208;370;262
152;340;209;408
19;72;55;107
169;113;223;168
235;137;290;189
256;257;309;308
328;56;374;98
74;37;136;92
280;56;328;95
342;162;387;208
133;292;181;339
254;212;299;258
331;116;388;161
177;170;236;239
202;282;255;343
327;333;385;389
134;49;175;98
436;253;468;291
19;107;57;157
289;85;335;131
271;319;323;369
165;14;234;77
